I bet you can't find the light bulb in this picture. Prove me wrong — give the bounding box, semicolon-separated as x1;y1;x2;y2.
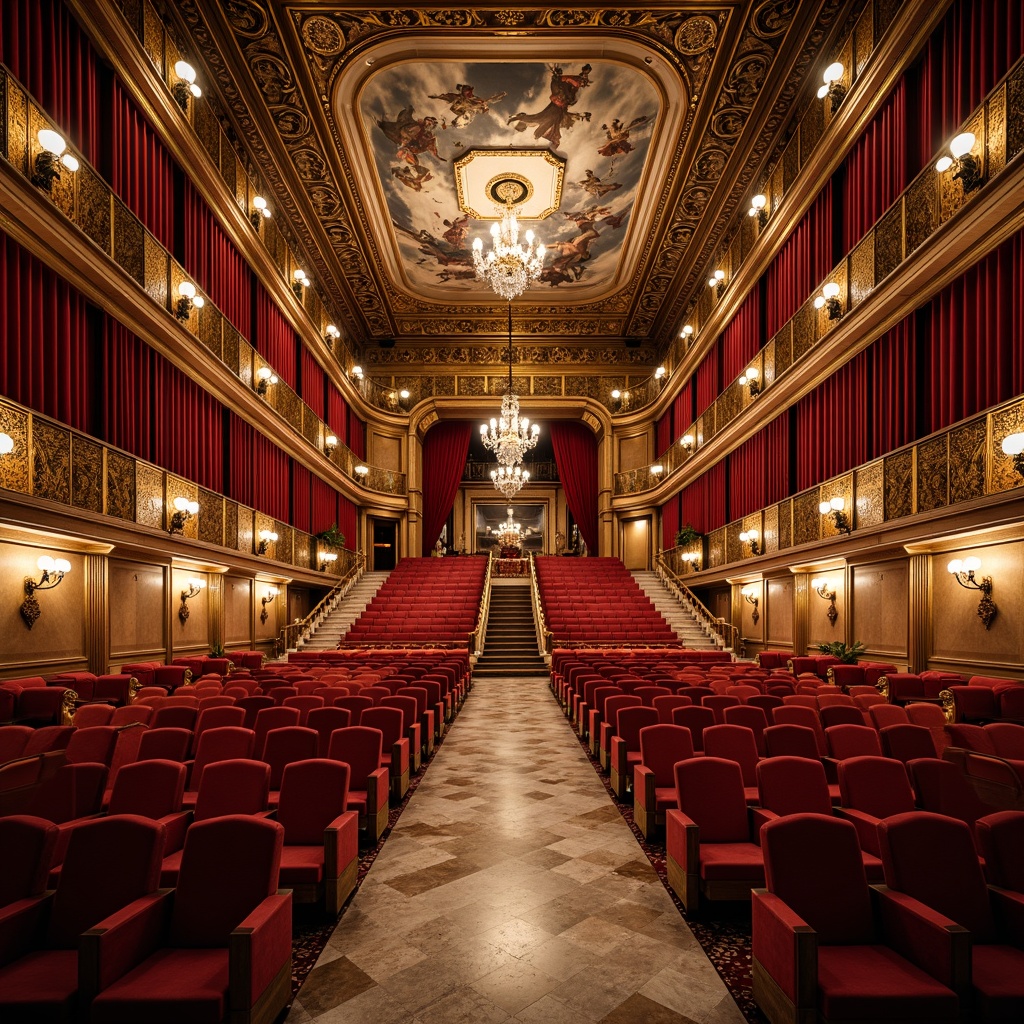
746;367;758;380
811;577;822;589
814;296;826;309
611;389;621;400
253;196;267;211
0;433;13;455
750;194;767;211
54;558;71;574
935;155;953;173
655;366;666;379
60;153;79;172
946;559;963;575
173;496;190;511
823;282;840;299
399;389;410;399
681;325;693;337
949;132;976;159
174;61;197;84
830;496;845;511
823;62;844;84
817;84;829;99
1001;433;1024;455
37;129;66;155
963;556;981;573
192;295;204;308
818;501;831;515
37;556;56;572
178;281;196;299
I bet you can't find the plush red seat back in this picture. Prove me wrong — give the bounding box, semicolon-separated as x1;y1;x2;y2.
825;724;882;760
722;705;769;753
236;695;274;730
908;757;993;826
0;814;58;906
727;684;761;702
31;762;108;823
761;814;876;945
137;727;191;763
73;705;114;729
306;707;353;758
168;815;283;948
254;707;300;758
150;706;198;731
193;705;245;738
108;759;186;818
65;726;119;766
945;723;995;753
819;705;865;729
869;704;909;730
673;757;748;841
634;686;672;707
984;722;1024;759
703;695;741;724
277;760;350;845
282;695;325;725
763;724;820;760
327;726;384;789
616;707;659;750
604;695;642;734
757;756;831;816
0;725;34;762
360;686;391;705
110;705;153;728
651;695;692;724
880;724;937;763
396;687;428;717
361;707;404;748
193;758;270;821
975;810;1024;893
192;726;256;789
703;724;759;786
638;724;694;787
670;705;715;752
838;755;915;817
262;727;319;789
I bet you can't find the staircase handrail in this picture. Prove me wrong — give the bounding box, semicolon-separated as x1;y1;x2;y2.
278;549;365;654
654;550;739;651
529;554;554;655
469;562;493;657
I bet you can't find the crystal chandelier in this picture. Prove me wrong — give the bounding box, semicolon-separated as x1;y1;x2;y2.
491;464;530;500
472;201;545;302
480;303;540;467
488;507;531;550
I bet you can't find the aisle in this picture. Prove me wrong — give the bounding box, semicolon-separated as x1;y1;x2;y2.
287;676;747;1024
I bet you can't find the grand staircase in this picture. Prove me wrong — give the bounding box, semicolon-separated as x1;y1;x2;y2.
631;571;722;650
298;571;390;651
474;582;548;677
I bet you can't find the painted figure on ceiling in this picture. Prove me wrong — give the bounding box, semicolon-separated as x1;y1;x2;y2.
375;107;440;169
507;64;593;149
428;83;507;128
577;169;621;199
597;115;652;157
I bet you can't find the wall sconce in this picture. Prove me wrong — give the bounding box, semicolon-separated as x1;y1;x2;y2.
319;551;339;572
814;282;843;320
680;434;695;453
739;366;761;396
680;325;694;345
947;557;996;629
354;464;369;479
748;193;768;226
654;366;666;381
707;269;725;297
292;269;310;298
351;365;364;381
810;577;838;626
260;587;279;624
324;324;340;347
682;551;701;571
256;529;279;556
178;577;207;625
169;497;199;534
172;61;202;111
818;496;851;534
324;434;338;457
1001;433;1024;479
651;463;664;476
399;388;411;403
935;132;982;193
32;130;79;191
739;529;761;556
0;433;13;455
816;61;846;113
175;281;205;321
250;195;271;229
741;586;760;625
20;555;71;630
610;388;631;410
255;366;278;396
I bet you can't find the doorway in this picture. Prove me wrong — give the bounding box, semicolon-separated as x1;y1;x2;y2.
622;516;650;570
372;520;397;571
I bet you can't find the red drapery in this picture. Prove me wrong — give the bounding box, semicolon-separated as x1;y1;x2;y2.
764;181;834;339
727;428;768;522
420;422;471;555
661;496;680;550
696;339;720;417
227;415;255;508
311;477;338;536
0;231;92;433
326;386;349;447
680;463;726;535
101;320;154;461
655;411;673;459
255;285;297;388
764;415;791;507
347;410;366;460
720;289;763;385
252;431;290;522
550;421;599;555
339;496;357;551
291;462;312;534
301;350;325;419
672;382;694;438
869;315;918;459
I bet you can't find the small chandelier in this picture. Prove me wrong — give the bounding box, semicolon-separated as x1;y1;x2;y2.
488;507;530;550
480;303;540;467
472;200;545;302
491;464;530;500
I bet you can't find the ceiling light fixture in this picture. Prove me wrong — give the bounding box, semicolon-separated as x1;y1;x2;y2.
491;464;530;500
472;200;546;302
480;302;540;468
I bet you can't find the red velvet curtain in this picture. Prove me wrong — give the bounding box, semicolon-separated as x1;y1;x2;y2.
869;315;918;459
655;411;673;458
550;421;599;555
727;428;768;521
291;462;312;534
764;414;791;506
255;284;296;387
0;231;92;432
696;339;720;416
227;414;255;508
661;496;680;550
311;477;338;535
339;496;357;551
672;382;694;437
924;229;1024;433
420;422;471;555
347;410;366;460
301;350;325;419
765;182;834;338
101;320;154;461
0;0;102;167
252;431;289;521
720;289;763;385
680;463;726;535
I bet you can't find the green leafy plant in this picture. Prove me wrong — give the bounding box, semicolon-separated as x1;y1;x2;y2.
315;522;346;550
814;640;866;663
210;641;226;658
674;523;701;548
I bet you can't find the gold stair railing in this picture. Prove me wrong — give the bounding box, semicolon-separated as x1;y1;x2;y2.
529;555;554;656
654;550;738;651
276;549;365;655
469;562;493;658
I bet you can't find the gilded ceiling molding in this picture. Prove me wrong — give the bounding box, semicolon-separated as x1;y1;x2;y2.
364;343;656;366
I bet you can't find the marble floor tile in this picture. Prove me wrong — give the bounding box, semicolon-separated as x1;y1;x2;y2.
292;675;746;1023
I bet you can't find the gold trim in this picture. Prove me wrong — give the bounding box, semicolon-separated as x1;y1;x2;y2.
939;688;956;723
60;688;79;726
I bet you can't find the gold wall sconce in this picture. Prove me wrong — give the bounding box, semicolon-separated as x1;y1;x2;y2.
324;434;338;457
260;587;279;624
354;464;369;480
748;193;768;227
178;577;206;625
20;555;71;629
811;577;839;626
172;61;202;111
816;61;846;113
947;557;996;629
292;269;310;298
32;130;79;191
610;388;631;410
935;132;982;193
169;497;199;535
0;433;13;455
1000;433;1024;479
175;281;204;321
707;269;725;297
250;195;270;229
324;324;340;347
255;366;278;396
819;496;851;534
739;366;761;396
682;552;701;571
680;434;695;453
741;587;760;625
256;530;278;556
739;529;761;556
319;551;339;572
814;282;843;320
680;325;694;346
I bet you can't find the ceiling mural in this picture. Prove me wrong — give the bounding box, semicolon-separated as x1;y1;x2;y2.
358;60;661;298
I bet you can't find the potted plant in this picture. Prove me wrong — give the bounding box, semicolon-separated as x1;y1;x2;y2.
674;523;701;549
315;522;346;550
813;640;866;663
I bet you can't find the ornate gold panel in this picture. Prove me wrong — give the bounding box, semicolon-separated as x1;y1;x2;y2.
849;233;874;309
695;414;705;449
294;531;310;570
135;463;164;530
199;304;223;359
145;235;169;313
764;504;779;555
725;524;743;565
457;376;486;397
792;304;816;362
113;200;145;286
853;2;874;76
717;383;741;431
254;512;275;558
874;204;903;282
0;404;30;493
815;265;848;336
564;375;591;397
0;67;7;158
769;161;784;206
6;75;28;177
71;436;103;513
120;0;144;36
105;450;136;521
774;324;793;378
219;144;237;198
762;339;776;388
277;384;302;432
781;135;799;191
854;460;884;529
224;500;239;551
819;475;852;537
707;527;725;569
301;408;320;447
987;86;1006;180
195;103;220;166
237;507;254;555
990;402;1024;493
884;449;914;521
32;421;71;505
198;488;224;546
799;92;824;161
224;327;242;381
905;173;938;255
29;105;76;222
1008;62;1024;162
77;164;112;254
916;436;949;512
778;500;793;550
949;418;986;503
164;31;182;89
875;0;901;36
430;375;456;397
793;491;820;547
277;524;294;565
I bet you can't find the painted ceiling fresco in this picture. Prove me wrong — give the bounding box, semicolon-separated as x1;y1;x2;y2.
357;60;661;298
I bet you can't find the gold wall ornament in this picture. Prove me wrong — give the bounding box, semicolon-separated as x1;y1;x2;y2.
60;688;79;727
875;676;890;701
19;590;41;630
939;689;956;723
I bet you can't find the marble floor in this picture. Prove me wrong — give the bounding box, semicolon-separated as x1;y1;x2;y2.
286;676;748;1024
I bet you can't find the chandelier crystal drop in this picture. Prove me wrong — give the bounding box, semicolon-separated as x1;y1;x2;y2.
480;303;540;467
491;463;530;500
472;202;546;302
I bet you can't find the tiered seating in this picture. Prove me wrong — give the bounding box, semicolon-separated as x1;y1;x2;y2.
536;557;677;643
344;556;487;645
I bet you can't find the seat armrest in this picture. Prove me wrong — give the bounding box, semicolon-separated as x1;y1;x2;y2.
53;814;104;865
990;885;1024;942
751;889;816;1008
367;766;389;812
832;806;882;856
324;811;359;877
872;885;970;993
229;891;293;1011
79;890;174;1001
0;894;52;966
665;808;699;870
158;811;192;854
750;807;779;837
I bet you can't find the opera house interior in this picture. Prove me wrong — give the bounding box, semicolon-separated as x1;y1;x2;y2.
2;1;1024;1022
